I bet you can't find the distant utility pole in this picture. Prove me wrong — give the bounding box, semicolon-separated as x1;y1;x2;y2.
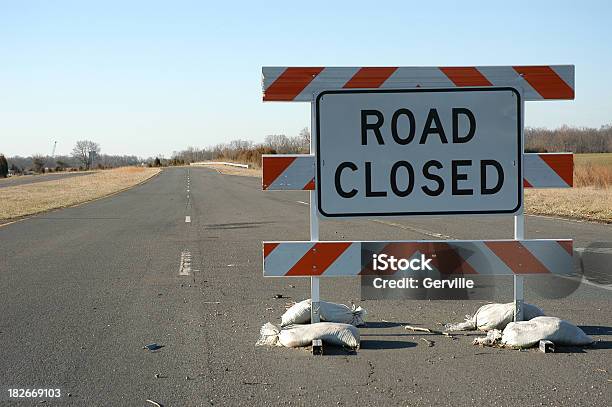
88;151;96;169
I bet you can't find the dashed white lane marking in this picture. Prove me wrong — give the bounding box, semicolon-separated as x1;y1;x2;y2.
179;250;192;276
296;201;309;206
185;216;191;223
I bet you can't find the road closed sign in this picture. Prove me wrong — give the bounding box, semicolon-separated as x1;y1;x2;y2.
315;87;522;217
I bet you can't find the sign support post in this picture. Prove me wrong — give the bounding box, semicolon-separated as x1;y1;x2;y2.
514;214;525;321
514;98;526;322
310;101;321;324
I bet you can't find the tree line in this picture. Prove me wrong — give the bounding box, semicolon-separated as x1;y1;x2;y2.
171;128;310;168
2;140;147;175
525;124;612;153
2;125;610;178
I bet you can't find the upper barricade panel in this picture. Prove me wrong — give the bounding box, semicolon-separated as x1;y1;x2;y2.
262;66;575;102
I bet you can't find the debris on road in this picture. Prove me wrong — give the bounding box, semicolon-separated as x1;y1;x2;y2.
420;338;435;347
281;299;367;327
143;343;163;351
473;317;593;349
445;302;545;332
146;399;163;407
256;322;360;349
404;325;456;338
273;294;284;299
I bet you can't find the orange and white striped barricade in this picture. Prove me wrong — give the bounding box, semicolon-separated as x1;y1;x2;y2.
262;65;574;324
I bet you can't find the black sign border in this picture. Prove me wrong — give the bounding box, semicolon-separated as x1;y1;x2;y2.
315;87;523;217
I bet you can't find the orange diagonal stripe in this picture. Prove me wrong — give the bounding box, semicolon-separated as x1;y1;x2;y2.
286;242;352;276
513;66;574;99
263;67;323;101
262;156;296;189
303;178;315;190
556;240;573;256
425;242;478;274
440;67;492;87
485;242;550;274
539;153;573;187
263;243;279;259
343;67;397;88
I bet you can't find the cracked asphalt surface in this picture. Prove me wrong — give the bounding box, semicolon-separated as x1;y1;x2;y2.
0;167;610;406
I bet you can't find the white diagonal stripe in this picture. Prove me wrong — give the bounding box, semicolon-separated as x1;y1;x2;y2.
320;243;361;276
522;240;573;275
262;67;287;91
268;155;315;190
550;65;575;90
295;67;360;101
456;242;516;275
264;242;314;277
381;67;454;88
524;154;568;187
477;66;540;100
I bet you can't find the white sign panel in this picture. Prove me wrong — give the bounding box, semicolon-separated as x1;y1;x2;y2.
315;88;522;217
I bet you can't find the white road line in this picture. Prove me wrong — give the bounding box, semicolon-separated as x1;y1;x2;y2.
370;219;454;239
559;275;612;292
179;250;192;276
526;214;589;224
185;216;191;223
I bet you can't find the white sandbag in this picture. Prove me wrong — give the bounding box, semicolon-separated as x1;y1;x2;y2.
472;329;503;346
281;300;311;326
256;322;360;349
280;299;367;327
445;302;545;332
501;317;594;348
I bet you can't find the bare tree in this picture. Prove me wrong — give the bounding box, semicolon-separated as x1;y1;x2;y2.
299;127;310;152
71;140;100;169
32;155;46;173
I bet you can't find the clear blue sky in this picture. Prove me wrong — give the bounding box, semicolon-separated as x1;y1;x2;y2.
1;0;610;157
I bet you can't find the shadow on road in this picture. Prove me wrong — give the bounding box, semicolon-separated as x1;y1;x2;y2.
362;321;407;328
204;221;273;230
578;325;612;335
360;339;417;350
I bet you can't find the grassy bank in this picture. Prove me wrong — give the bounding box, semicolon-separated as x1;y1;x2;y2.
0;167;161;222
525;153;611;222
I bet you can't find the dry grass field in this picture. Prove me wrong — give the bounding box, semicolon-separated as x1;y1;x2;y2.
0;167;161;222
525;153;611;222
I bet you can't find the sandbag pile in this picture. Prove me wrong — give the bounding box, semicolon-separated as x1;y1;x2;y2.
256;299;366;349
256;322;360;349
473;316;593;349
281;299;367;327
445;302;545;332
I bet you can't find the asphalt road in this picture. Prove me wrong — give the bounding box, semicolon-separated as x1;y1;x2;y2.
0;172;93;188
0;167;610;406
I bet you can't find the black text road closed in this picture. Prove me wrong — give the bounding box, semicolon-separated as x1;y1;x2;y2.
315;88;522;217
